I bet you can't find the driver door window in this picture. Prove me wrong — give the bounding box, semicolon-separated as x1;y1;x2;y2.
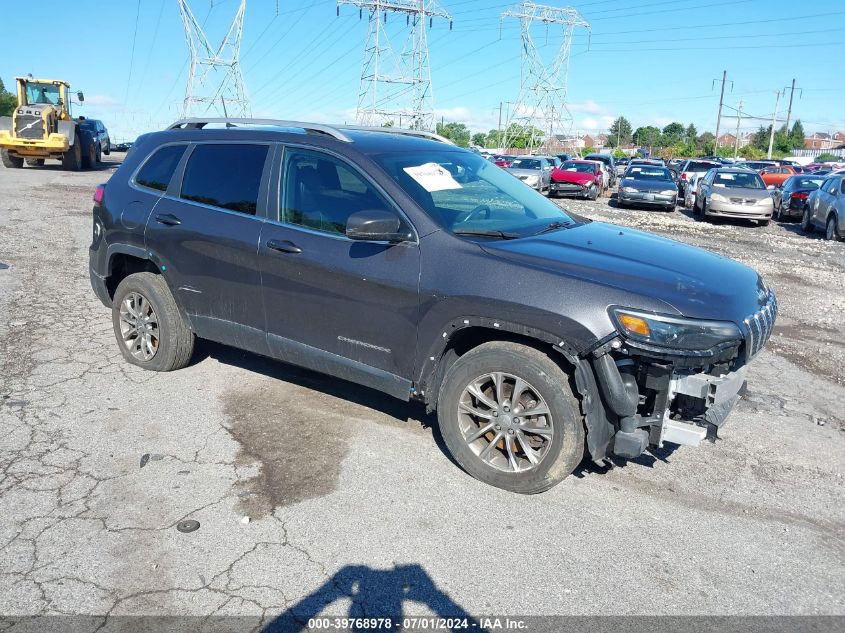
280;149;390;236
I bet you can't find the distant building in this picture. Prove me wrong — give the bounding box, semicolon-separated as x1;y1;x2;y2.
804;132;845;150
717;132;751;148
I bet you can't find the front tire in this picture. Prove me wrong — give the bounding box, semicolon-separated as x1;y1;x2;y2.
436;341;585;494
1;150;24;168
62;141;82;171
112;272;195;372
826;215;843;241
800;206;813;233
82;141;96;169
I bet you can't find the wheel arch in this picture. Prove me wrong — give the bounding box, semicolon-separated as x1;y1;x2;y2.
105;250;161;299
418;319;615;461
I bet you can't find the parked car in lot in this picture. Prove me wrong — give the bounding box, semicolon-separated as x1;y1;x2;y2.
549;159;603;199
506;156;552;193
735;160;776;173
615;157;629;177
678;160;721;197
88;117;777;493
582;153;617;187
801;174;845;240
78;118;111;161
493;155;516;168
694;167;774;224
555;153;574;163
617;164;678;211
760;165;798;188
684;172;703;210
773;175;826;221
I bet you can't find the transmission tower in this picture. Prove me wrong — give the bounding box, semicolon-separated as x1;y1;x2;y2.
178;0;251;118
338;0;451;131
500;2;589;151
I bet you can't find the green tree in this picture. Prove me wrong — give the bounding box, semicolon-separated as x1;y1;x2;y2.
0;78;16;117
816;152;841;162
698;131;715;154
685;123;697;143
381;120;394;127
632;125;661;148
471;132;487;147
435;121;471;147
751;125;771;151
607;116;632;148
788;120;805;151
661;122;686;146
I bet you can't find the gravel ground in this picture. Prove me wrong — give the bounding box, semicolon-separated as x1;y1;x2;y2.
0;158;843;625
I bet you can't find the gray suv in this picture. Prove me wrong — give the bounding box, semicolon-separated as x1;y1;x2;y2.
88;118;776;494
801;174;845;241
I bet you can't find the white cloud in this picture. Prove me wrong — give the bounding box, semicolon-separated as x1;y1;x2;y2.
568;100;603;114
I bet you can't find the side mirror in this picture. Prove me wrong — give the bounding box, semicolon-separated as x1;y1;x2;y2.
346;209;408;243
77;91;84;102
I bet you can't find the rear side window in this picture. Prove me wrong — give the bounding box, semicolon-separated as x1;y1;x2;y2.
180;144;268;215
135;145;186;192
686;161;719;172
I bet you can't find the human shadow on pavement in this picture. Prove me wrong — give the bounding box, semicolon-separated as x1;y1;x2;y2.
263;564;483;632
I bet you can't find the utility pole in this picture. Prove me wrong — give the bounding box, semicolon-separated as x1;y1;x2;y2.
733;99;743;158
497;101;503;148
767;90;781;160
712;70;730;148
784;78;797;133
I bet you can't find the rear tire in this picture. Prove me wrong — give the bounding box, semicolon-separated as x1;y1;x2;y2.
62;140;82;171
1;150;24;168
81;140;96;169
112;272;195;372
436;341;585;494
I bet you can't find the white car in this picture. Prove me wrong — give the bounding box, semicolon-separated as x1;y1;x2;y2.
585;159;611;191
684;173;701;209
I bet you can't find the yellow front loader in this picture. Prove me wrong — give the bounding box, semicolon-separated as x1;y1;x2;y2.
0;76;92;170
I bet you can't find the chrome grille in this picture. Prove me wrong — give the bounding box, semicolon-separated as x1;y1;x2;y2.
743;290;778;361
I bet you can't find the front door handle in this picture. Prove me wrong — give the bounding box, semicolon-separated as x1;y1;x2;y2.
155;213;181;226
266;239;302;254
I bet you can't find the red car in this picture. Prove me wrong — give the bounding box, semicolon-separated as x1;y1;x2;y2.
493;154;516;168
761;165;798;188
549;160;604;199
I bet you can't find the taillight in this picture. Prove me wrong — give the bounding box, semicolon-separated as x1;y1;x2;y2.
93;184;105;206
793;191;809;200
681;173;687;180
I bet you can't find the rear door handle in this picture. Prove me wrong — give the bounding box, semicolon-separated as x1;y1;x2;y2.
155;213;181;226
266;239;302;254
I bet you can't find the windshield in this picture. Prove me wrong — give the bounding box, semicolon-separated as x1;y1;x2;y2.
713;172;766;189
791;177;824;189
686;161;720;172
24;82;60;106
509;158;541;170
625;166;673;180
373;150;577;237
559;162;595;173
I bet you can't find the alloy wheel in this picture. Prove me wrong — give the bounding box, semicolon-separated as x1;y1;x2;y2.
119;292;160;361
457;372;554;473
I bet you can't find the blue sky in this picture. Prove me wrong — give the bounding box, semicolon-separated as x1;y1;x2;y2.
2;0;843;141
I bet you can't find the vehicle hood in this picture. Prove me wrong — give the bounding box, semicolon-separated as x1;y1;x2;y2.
620;177;676;191
552;169;594;184
507;168;542;178
480;221;767;322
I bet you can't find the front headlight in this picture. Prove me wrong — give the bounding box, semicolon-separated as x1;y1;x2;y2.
622;186;638;193
660;189;677;196
610;307;743;351
524;175;539;184
711;192;728;202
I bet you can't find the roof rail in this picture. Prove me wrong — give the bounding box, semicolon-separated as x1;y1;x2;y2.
335;125;456;145
166;118;353;142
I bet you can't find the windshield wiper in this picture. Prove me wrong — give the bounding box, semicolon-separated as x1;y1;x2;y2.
534;220;572;235
453;229;520;240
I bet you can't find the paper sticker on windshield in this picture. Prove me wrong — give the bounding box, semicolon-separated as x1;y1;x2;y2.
402;163;462;192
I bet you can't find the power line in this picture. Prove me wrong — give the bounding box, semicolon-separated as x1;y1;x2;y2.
123;0;142;105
